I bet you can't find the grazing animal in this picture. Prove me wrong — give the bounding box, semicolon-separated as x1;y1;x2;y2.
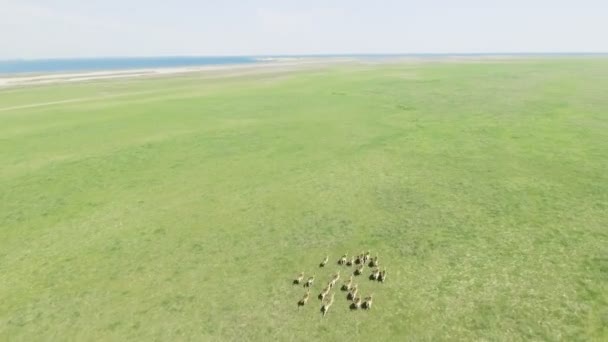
347;285;358;300
321;293;335;317
362;294;374;309
354;264;364;276
338;253;348;265
319;255;329;267
346;256;355;266
369;255;379;268
294;272;304;285
329;270;339;285
319;285;331;301
298;289;310;307
363;251;371;264
351;296;362;310
329;271;340;288
370;267;380;281
355;254;362;265
305;274;315;287
378;268;387;283
341;275;354;291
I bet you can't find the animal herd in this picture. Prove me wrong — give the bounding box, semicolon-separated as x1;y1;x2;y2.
293;251;386;317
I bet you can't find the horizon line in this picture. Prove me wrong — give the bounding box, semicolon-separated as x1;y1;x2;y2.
2;51;608;62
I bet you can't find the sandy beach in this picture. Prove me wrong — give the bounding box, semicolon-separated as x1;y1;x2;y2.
2;55;593;90
0;58;357;89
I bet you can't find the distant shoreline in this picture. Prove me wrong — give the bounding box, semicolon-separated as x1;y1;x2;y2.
0;58;356;89
0;56;261;76
1;54;607;89
2;53;606;76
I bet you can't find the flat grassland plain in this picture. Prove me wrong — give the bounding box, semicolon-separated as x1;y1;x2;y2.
1;59;607;341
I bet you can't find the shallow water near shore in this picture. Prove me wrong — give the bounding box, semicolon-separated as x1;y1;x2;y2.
3;53;605;75
0;56;260;75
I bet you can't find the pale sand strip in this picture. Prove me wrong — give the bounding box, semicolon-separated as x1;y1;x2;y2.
0;58;355;89
0;55;542;90
0;59;356;112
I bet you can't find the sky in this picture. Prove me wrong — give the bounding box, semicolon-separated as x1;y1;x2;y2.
1;0;607;59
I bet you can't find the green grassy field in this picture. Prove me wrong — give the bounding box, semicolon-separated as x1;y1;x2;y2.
1;59;607;341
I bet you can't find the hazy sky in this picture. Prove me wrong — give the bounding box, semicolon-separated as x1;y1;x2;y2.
1;0;607;59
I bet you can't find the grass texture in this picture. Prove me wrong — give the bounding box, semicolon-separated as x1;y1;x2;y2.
1;59;607;340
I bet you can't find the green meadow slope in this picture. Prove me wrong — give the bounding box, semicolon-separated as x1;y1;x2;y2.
1;59;607;341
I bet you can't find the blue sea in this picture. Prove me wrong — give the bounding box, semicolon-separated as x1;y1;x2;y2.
1;53;604;75
0;56;259;75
